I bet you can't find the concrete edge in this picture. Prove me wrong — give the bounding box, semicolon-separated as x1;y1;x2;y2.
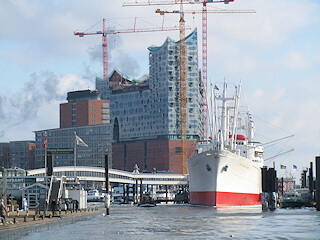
0;210;103;239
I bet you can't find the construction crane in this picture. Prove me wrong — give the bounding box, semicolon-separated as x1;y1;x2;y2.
123;1;235;143
124;1;255;174
178;0;188;174
156;7;255;141
74;18;183;79
123;0;234;6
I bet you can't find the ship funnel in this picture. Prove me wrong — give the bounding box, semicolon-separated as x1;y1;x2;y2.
248;120;255;144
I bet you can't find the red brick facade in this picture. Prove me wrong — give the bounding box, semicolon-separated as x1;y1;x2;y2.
60;100;110;128
112;139;197;174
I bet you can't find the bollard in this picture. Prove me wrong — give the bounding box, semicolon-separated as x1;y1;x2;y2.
33;215;36;221
13;217;16;224
24;216;27;222
17;206;19;217
26;206;29;217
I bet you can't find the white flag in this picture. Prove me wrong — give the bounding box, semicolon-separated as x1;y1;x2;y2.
76;135;88;147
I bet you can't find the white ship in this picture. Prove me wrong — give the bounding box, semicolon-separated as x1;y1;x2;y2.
187;81;264;206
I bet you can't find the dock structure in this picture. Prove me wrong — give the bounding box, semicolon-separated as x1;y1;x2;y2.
27;166;188;186
261;167;277;211
27;166;188;205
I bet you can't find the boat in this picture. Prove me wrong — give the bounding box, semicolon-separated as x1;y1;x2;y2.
155;190;175;203
280;190;314;208
280;192;304;208
138;193;156;207
187;81;264;207
87;189;104;202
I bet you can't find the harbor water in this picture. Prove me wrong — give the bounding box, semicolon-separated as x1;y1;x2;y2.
12;204;320;240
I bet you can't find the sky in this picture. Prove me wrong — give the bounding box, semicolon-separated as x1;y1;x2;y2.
0;0;319;180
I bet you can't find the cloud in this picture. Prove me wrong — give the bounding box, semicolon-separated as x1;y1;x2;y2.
0;71;90;141
86;34;141;78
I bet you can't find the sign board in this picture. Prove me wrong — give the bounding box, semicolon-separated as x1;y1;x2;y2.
25;178;36;184
47;148;74;154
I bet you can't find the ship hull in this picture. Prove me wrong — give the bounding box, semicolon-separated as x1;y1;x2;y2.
187;150;262;206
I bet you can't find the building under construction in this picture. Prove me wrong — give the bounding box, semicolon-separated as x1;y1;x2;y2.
96;29;203;174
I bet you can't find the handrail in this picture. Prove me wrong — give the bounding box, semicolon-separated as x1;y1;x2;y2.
46;176;54;204
57;176;66;200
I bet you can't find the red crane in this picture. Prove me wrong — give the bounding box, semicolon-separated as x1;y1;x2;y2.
74;18;183;79
123;0;236;141
124;0;255;141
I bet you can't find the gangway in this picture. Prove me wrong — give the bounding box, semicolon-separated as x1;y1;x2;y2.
46;176;65;207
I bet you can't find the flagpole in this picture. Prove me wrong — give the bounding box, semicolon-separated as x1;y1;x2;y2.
44;131;47;186
74;131;76;179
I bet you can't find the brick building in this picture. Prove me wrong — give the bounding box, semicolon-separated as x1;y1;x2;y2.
35;90;112;169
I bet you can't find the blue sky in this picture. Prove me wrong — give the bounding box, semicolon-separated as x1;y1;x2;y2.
0;0;319;180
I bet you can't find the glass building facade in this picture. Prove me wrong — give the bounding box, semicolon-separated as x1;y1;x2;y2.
34;124;112;169
96;29;203;142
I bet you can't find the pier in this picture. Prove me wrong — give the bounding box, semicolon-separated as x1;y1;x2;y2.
0;207;101;238
27;166;188;186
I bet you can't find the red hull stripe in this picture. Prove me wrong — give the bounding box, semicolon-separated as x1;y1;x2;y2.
190;191;261;206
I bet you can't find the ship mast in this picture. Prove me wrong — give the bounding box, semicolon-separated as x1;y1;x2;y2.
216;80;241;151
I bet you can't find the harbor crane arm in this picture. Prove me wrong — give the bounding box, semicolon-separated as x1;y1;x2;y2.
74;18;184;79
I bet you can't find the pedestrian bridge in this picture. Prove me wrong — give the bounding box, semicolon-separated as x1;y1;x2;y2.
27;166;188;185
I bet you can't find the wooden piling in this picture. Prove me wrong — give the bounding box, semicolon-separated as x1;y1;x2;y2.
309;162;314;201
316;156;320;211
262;167;277;211
139;179;143;204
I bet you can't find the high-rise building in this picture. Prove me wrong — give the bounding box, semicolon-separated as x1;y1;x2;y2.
60;90;110;128
0;141;35;169
96;29;203;174
35;90;113;169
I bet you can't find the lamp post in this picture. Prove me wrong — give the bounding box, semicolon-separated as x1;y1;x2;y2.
105;150;110;215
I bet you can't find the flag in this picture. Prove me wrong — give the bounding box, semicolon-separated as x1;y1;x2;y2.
292;164;298;172
43;136;47;149
280;165;286;169
214;85;219;90
76;135;88;147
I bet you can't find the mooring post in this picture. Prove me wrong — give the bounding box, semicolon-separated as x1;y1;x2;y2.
126;184;129;204
316;156;320;211
105;150;110;215
139;179;143;204
165;185;168;204
268;168;277;211
135;179;138;204
309;162;314;202
261;167;268;211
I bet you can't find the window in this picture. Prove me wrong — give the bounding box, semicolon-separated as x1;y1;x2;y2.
103;102;109;108
175;147;182;154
